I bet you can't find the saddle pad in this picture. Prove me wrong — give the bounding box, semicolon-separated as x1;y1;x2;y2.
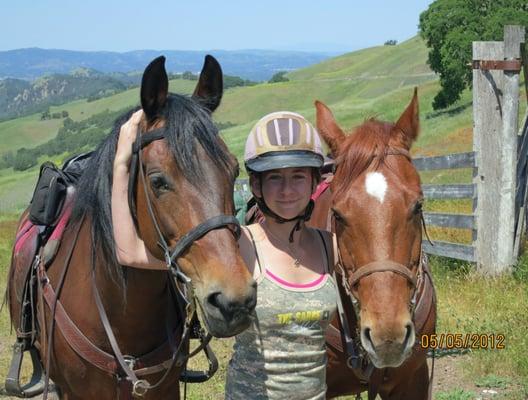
41;200;74;266
12;214;41;304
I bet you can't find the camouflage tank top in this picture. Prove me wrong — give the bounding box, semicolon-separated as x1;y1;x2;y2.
225;226;337;400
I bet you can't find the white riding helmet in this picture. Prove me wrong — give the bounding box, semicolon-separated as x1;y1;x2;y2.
244;111;325;173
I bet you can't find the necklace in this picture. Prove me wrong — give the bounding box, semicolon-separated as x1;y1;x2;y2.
261;222;303;268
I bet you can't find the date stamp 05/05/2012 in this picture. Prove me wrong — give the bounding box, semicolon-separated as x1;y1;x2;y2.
420;333;506;350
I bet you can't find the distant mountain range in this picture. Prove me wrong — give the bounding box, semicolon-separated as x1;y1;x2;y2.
0;69;131;120
0;48;335;81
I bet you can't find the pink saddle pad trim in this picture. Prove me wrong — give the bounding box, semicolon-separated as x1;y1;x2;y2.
49;203;73;241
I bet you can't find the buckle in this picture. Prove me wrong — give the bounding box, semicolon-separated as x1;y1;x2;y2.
132;379;149;397
346;354;361;369
123;355;136;371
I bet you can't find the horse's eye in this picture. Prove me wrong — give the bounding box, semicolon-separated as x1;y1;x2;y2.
149;173;172;194
413;200;423;215
332;208;346;225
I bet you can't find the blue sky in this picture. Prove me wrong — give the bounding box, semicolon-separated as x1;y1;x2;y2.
1;1;434;52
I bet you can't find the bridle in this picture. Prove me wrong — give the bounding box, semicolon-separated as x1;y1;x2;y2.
109;124;241;396
330;148;427;386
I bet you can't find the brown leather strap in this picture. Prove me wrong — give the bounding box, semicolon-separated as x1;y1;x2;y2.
43;214;84;400
41;281;117;373
472;59;522;71
412;260;435;335
39;268;184;377
349;260;416;288
325;323;344;353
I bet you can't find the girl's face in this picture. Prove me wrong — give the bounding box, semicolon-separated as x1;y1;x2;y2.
252;167;314;219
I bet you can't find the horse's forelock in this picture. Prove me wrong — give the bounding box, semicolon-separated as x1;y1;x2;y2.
333;119;394;197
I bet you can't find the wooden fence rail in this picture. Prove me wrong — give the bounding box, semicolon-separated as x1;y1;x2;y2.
413;151;477;261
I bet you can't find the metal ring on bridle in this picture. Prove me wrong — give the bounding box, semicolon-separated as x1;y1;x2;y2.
132;379;149;397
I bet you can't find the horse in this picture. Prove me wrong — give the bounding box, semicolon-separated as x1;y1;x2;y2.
310;90;437;399
6;55;257;399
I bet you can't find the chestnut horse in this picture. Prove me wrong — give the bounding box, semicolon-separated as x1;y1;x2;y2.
311;90;436;399
7;56;256;399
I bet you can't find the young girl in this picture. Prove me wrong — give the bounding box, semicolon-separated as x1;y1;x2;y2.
225;111;337;400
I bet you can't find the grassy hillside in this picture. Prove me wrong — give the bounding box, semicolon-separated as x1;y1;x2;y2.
0;79;197;153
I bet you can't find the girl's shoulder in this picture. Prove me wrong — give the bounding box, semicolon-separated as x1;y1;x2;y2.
305;227;336;272
239;224;266;278
305;227;334;246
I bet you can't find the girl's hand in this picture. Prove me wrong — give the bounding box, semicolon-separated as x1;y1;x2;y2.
114;109;143;169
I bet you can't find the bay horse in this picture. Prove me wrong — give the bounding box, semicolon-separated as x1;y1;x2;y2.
311;90;437;399
7;55;256;399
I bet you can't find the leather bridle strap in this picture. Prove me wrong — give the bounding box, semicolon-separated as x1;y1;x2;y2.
167;215;241;265
332;270;372;383
349;260;417;289
128;127;165;229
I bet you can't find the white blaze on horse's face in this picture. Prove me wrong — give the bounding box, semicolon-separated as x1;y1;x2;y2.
365;172;387;203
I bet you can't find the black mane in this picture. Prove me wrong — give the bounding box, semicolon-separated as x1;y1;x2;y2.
71;93;232;285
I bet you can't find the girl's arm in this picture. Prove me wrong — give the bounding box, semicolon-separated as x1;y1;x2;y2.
111;110;166;270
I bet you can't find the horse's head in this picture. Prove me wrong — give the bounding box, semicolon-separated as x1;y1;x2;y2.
133;56;256;337
316;89;422;368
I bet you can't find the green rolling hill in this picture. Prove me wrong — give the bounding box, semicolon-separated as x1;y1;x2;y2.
1;36;510;213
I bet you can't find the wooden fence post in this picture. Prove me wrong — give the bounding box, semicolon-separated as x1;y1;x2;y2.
473;25;525;275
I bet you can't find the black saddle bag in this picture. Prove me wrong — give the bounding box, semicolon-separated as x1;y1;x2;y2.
28;152;93;226
28;162;69;226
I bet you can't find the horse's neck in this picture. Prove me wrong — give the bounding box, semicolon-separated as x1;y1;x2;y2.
96;265;171;315
94;264;178;350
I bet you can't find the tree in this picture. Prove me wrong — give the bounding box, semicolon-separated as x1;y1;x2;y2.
268;71;289;83
40;108;51;120
182;71;198;80
419;0;528;109
0;151;14;169
13;148;37;171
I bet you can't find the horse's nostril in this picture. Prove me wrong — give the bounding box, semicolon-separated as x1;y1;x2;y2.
245;291;257;311
403;323;413;347
364;327;372;345
207;291;221;309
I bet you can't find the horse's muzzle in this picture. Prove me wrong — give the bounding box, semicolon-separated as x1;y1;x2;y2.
199;281;257;337
361;321;415;368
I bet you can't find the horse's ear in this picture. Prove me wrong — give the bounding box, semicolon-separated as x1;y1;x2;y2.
394;87;419;149
193;55;223;113
141;56;169;120
315;100;345;156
